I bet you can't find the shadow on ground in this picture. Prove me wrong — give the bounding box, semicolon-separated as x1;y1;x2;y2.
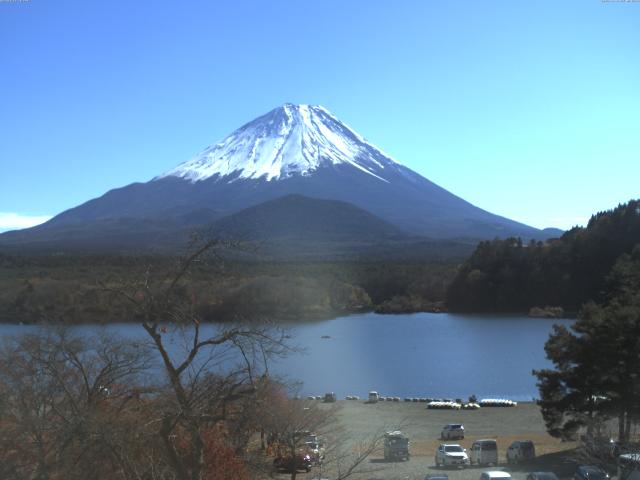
507;448;582;477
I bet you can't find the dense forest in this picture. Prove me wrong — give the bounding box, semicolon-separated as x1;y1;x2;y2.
0;252;456;324
446;199;640;313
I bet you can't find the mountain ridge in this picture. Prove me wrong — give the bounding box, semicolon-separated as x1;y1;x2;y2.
0;104;561;253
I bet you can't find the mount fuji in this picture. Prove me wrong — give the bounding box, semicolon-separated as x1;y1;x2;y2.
0;104;559;253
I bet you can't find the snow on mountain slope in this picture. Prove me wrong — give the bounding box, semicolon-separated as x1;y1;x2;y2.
157;104;399;183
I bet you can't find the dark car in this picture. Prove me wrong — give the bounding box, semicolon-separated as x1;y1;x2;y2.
274;454;312;473
574;465;610;480
323;392;337;403
425;475;449;480
527;472;560;480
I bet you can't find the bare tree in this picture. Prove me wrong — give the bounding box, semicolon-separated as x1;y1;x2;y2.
109;239;292;480
0;328;156;480
0;239;390;480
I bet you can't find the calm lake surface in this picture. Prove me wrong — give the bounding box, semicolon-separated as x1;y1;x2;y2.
0;312;572;401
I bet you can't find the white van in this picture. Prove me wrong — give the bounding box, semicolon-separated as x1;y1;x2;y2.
368;391;379;403
470;439;498;466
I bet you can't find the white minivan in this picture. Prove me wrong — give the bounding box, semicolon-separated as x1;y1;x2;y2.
368;391;379;403
470;439;498;466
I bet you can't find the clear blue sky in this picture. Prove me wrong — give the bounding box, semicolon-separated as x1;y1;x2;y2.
1;0;638;232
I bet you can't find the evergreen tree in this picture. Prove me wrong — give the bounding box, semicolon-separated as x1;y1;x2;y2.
534;248;640;441
447;199;640;313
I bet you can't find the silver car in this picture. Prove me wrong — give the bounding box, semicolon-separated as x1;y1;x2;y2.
441;424;465;440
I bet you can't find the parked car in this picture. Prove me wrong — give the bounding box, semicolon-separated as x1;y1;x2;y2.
507;440;535;464
274;453;312;473
323;392;336;403
305;440;325;464
368;391;379;403
441;424;465;440
527;472;560;480
618;453;640;480
304;433;317;443
435;443;470;467
426;475;450;480
293;431;317;445
574;466;610;480
384;431;410;461
470;439;498;466
480;472;512;480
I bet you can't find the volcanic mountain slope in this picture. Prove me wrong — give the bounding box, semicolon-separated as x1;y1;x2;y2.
0;194;477;260
206;194;479;261
212;194;405;241
0;103;557;252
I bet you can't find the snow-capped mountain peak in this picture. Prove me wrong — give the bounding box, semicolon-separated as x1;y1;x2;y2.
157;104;401;183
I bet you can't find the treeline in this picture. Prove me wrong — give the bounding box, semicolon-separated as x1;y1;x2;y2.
0;252;457;323
446;199;640;313
535;243;640;441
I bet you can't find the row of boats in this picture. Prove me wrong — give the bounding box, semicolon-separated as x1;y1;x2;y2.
308;393;518;408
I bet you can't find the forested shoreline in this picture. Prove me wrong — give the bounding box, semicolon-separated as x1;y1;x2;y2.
447;200;640;314
2;199;638;324
0;253;456;324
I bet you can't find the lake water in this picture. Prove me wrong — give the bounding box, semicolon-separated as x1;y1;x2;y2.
0;312;572;401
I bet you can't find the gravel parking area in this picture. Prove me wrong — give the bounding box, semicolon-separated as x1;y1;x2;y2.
275;401;581;480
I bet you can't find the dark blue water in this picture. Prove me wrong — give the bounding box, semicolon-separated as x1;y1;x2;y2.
0;313;572;401
275;312;573;401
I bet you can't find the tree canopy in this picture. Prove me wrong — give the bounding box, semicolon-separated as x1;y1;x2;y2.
447;199;640;313
533;245;640;442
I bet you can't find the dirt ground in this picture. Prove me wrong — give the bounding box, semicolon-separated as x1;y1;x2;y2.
274;400;589;480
